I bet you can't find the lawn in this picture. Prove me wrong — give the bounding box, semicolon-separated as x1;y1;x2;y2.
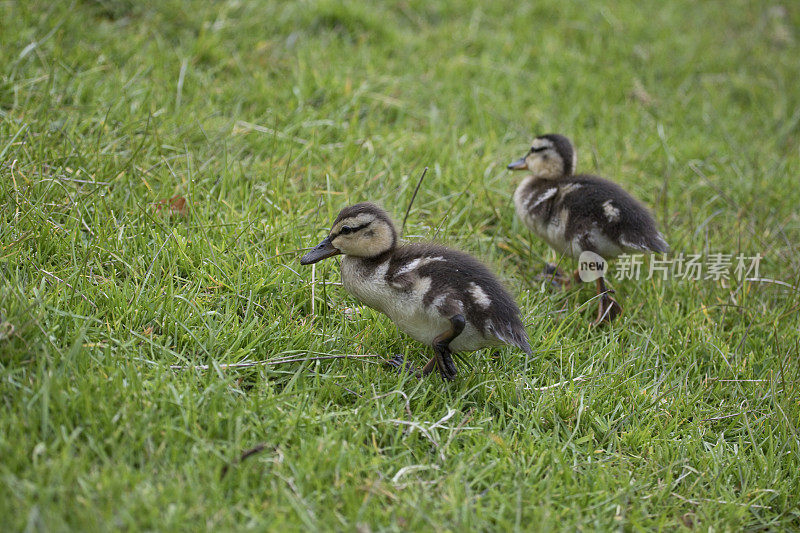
2;0;799;530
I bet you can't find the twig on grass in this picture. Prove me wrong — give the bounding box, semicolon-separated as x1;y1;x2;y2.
382;408;465;462
700;410;764;422
234;120;309;145
670;492;770;510
745;277;799;292
331;381;362;398
38;268;97;308
391;464;440;483
384;418;440;449
442;408;476;450
708;379;776;383
367;390;413;417
520;375;590;392
220;443;273;478
167;352;367;398
169;353;384;371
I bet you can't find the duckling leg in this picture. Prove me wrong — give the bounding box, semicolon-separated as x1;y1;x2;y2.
384;315;465;380
591;277;623;326
432;314;465;381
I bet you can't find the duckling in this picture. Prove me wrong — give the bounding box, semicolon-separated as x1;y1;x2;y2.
507;134;668;325
300;202;532;381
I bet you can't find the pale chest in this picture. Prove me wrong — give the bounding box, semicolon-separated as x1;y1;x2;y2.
339;257;432;320
340;258;393;312
340;257;450;344
514;179;574;257
339;256;502;351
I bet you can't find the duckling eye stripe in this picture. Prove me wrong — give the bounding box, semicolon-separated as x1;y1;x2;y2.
334;221;370;238
531;146;548;153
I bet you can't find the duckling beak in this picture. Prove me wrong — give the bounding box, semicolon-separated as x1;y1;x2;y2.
507;157;528;170
300;236;341;265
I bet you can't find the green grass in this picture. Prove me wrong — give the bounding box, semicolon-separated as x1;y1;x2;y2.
2;0;800;530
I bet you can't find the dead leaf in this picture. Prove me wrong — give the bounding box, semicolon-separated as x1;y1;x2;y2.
155;195;188;217
0;321;15;341
680;512;696;529
630;79;655;106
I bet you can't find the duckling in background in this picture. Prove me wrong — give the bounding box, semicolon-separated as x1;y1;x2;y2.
300;202;532;381
507;134;668;325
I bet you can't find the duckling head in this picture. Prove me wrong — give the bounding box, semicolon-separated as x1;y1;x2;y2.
300;202;398;264
507;133;576;179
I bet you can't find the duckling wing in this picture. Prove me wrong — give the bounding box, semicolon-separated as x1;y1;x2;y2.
560;175;668;255
392;244;532;355
387;255;448;293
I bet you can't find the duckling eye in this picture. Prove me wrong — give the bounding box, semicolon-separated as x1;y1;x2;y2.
531;146;548;153
337;221;371;236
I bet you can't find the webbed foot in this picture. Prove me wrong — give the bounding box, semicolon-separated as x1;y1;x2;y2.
385;354;418;375
591;280;623;326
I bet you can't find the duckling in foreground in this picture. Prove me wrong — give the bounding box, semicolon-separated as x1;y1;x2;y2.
300;202;532;381
508;134;668;326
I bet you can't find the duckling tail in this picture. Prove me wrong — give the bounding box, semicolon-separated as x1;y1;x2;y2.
490;322;533;357
650;232;669;254
516;336;534;357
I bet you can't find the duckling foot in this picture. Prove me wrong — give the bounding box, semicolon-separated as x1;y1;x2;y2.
431;313;465;381
385;354;439;379
592;295;623;326
591;278;623;326
385;354;422;377
433;347;458;381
